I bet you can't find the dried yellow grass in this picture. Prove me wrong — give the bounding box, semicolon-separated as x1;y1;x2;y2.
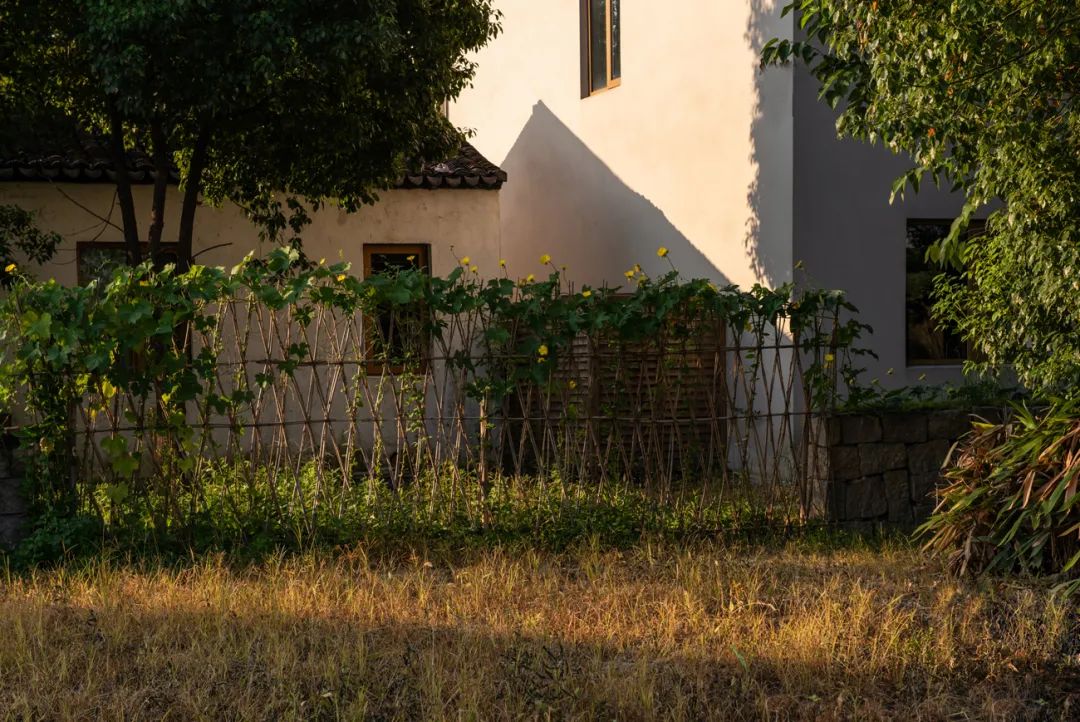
0;540;1076;720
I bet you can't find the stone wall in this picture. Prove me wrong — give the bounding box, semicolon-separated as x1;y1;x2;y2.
822;407;1006;528
0;433;27;549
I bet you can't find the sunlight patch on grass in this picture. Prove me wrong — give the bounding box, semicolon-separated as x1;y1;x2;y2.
0;541;1076;720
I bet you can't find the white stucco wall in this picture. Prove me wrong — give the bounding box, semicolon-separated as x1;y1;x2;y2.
0;183;502;284
792;64;980;389
451;0;794;290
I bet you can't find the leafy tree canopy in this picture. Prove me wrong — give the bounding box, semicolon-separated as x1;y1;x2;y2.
764;1;1080;392
0;205;61;284
0;0;500;266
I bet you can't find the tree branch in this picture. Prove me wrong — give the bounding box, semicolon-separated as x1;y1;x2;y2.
177;125;210;272
148;118;171;268
107;105;142;265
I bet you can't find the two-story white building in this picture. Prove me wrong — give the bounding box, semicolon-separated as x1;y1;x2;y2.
450;0;979;387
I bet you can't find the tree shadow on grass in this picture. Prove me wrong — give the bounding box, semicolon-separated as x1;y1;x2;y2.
1;556;1076;721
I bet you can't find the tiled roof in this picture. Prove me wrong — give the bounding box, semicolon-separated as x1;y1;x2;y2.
0;138;505;190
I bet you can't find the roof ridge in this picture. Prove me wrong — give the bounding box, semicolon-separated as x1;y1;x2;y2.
0;141;505;190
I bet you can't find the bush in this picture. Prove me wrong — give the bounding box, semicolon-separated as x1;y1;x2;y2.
920;400;1080;594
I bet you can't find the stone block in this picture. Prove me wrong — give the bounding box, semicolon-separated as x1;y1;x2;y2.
909;471;940;504
885;470;913;523
842;414;882;444
0;513;26;550
824;416;843;446
845;476;887;520
912;501;938;522
908;439;952;473
0;477;25;516
826;479;846;521
828;445;862;481
859;443;907;475
927;410;972;441
882;412;929;444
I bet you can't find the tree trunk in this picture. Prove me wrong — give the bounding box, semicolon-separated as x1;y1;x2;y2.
107;107;141;265
177;126;210;272
148;119;170;268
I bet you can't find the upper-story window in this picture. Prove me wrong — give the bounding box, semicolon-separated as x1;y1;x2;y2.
581;0;620;96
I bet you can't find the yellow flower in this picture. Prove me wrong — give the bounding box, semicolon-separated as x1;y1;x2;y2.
499;259;507;268
319;258;326;265
581;289;592;298
624;270;635;279
568;380;577;390
527;273;535;283
537;344;549;357
824;353;836;364
540;254;551;265
336;274;346;282
139;280;150;287
657;246;669;258
460;256;471;265
4;263;15;273
470;265;478;274
407;255;416;262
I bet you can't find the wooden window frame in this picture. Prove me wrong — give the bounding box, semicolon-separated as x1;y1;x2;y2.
362;243;432;376
904;219;984;368
580;0;621;98
75;241;181;285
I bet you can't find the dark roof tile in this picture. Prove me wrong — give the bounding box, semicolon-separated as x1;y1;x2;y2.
0;138;505;190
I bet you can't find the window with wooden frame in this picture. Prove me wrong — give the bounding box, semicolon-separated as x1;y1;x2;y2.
362;243;431;375
76;241;186;374
76;241;180;286
905;219;984;366
580;0;621;97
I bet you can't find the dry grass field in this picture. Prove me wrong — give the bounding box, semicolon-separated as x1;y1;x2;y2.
0;539;1076;721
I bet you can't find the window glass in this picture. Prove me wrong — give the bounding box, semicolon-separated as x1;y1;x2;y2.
589;0;608;93
610;0;620;80
76;242;179;285
905;221;968;365
363;244;431;373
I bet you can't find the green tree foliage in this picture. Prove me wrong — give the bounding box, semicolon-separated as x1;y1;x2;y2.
0;0;500;266
0;205;61;284
763;1;1080;392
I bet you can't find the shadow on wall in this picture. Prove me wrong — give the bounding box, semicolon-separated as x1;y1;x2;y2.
498;101;730;288
744;0;793;290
